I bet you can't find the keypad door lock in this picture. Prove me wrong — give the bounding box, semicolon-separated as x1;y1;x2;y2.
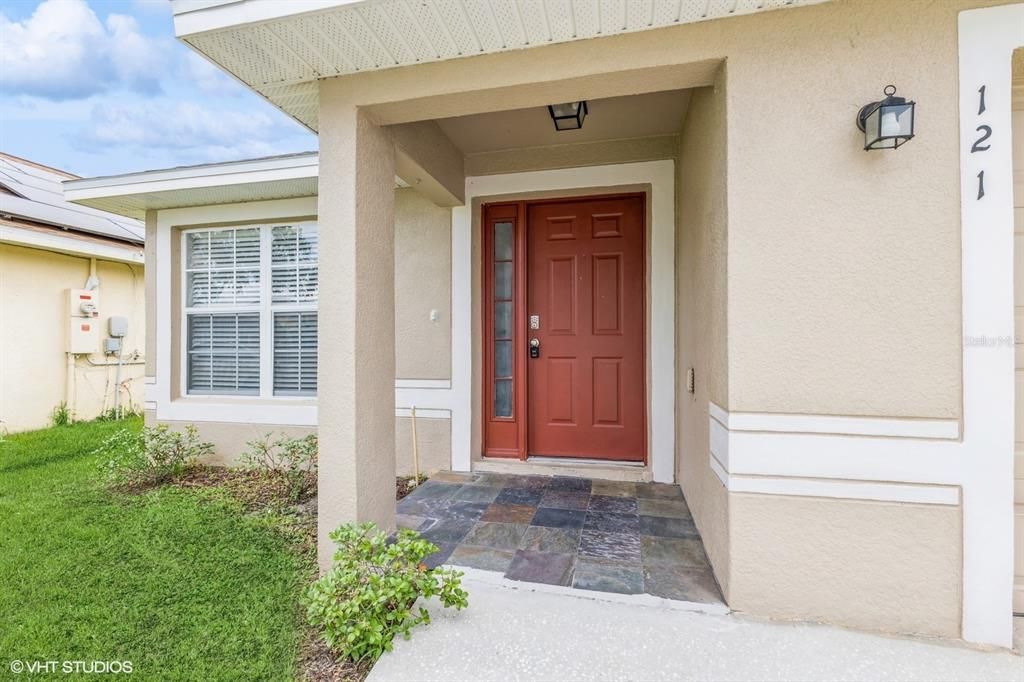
529;338;540;358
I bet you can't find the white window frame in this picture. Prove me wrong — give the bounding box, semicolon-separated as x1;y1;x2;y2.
180;221;318;399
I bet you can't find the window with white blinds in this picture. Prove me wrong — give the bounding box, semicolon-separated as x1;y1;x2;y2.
183;223;318;397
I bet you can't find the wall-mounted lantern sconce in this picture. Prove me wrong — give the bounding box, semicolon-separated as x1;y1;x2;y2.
548;101;588;131
857;85;915;150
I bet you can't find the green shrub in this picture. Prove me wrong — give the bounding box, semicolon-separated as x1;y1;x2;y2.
241;433;317;503
95;424;213;486
303;523;468;662
50;402;73;427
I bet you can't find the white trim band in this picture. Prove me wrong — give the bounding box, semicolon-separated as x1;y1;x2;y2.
708;402;964;505
1;225;144;264
709;402;960;439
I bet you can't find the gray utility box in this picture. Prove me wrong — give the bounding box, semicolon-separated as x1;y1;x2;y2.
104;337;122;355
108;316;129;338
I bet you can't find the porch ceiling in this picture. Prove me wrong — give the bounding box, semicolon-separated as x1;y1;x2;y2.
437;89;692;154
172;0;831;132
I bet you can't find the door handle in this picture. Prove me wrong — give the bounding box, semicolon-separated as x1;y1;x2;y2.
529;338;540;358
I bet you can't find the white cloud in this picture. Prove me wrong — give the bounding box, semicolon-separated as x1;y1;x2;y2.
0;0;167;99
181;52;240;96
73;100;300;162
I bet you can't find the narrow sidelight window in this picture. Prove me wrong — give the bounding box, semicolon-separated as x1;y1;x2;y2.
491;220;515;417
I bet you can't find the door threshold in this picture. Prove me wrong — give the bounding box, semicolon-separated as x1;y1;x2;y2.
527;455;645;467
475;456;651;483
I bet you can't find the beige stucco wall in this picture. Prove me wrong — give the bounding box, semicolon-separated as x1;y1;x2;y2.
465;135;678;176
729;493;963;639
146;413;317;467
395;188;452;380
0;242;145;432
395;415;451;476
319;0;1021;420
148;412;448;478
676;76;731;595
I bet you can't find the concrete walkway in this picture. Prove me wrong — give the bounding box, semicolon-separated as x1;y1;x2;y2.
369;569;1023;682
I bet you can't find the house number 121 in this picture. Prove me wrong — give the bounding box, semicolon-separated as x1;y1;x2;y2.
972;85;991;200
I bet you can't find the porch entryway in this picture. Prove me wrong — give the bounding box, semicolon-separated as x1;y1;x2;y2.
396;472;723;604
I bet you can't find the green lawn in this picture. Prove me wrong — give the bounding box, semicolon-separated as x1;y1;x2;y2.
0;419;307;680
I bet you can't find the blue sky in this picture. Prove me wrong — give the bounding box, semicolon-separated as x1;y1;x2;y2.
0;0;317;177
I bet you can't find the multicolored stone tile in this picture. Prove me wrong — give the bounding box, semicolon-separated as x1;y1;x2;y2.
530;507;586;530
538;489;590;510
395;514;427;531
505;550;575;586
546;476;592;493
643;565;723;604
429;471;480;484
422;542;456;569
590;480;638;498
419;517;476;544
584;511;640;534
495;487;544;506
637;498;691;519
438;500;490;522
462;521;529;550
579;529;641;562
471;473;512;487
481;503;536;524
588;494;638;514
403;470;721;606
396;494;456;518
501;475;550;490
640;536;710;569
451;485;502;504
572;559;644;594
635;482;685;500
638;514;698;539
447;545;515;573
410;480;462;499
518;526;581;553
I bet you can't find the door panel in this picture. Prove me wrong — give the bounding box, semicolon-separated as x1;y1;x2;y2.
527;196;645;461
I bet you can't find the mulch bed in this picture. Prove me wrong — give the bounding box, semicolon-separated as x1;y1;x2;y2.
395;474;428;500
166;466;428;682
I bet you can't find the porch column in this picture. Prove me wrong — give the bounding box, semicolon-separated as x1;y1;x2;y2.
317;101;396;571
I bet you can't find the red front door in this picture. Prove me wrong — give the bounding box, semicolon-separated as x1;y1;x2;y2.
526;195;646;461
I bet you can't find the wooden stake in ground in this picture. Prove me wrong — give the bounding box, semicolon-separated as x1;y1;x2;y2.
410;405;420;487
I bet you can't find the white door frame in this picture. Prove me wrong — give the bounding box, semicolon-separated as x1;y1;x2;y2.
450;160;676;483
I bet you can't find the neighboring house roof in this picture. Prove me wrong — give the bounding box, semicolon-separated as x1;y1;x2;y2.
63;152;320;220
0;153;144;264
0;153;144;244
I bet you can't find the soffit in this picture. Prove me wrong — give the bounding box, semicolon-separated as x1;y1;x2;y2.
174;0;831;132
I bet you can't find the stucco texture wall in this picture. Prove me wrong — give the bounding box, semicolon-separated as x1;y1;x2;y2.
395;188;452;380
729;493;963;639
676;75;731;595
0;243;145;431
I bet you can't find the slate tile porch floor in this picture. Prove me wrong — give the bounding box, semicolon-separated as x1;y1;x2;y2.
396;471;724;605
